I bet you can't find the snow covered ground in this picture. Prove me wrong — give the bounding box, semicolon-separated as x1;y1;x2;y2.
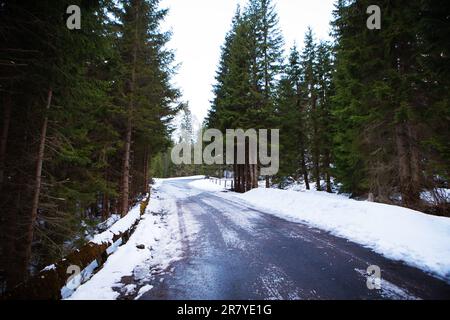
189;178;450;282
188;178;228;191
67;179;199;300
68;176;450;299
90;204;142;246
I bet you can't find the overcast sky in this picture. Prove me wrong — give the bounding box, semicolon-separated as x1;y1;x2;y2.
160;0;336;126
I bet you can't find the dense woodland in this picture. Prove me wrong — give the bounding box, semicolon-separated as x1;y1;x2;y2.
205;0;449;212
0;0;449;294
0;0;179;292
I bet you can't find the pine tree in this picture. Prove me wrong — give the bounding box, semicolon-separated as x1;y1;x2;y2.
0;0;178;291
116;0;178;215
247;0;284;188
300;28;322;191
0;0;117;288
316;41;334;193
206;7;241;131
206;0;284;191
331;0;450;211
331;0;384;198
276;45;310;189
418;0;450;213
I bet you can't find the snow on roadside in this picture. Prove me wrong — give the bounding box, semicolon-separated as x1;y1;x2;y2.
90;204;142;245
95;214;121;233
87;180;165;246
191;178;450;281
67;180;191;300
189;178;227;192
233;188;450;281
163;175;205;181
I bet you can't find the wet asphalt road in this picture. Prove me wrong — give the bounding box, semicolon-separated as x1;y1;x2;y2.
140;179;450;300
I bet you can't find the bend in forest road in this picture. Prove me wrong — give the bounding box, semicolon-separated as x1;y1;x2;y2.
134;178;450;300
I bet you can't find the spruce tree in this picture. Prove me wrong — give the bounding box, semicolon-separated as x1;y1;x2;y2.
0;0;178;290
300;28;321;191
316;41;334;193
331;0;450;211
276;45;310;189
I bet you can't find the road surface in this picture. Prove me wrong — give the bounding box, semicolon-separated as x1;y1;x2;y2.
138;178;450;300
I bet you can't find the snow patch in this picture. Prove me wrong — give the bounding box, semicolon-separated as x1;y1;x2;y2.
189;178;227;192
61;260;99;299
67;181;188;300
41;264;56;272
134;284;154;300
90;204;142;245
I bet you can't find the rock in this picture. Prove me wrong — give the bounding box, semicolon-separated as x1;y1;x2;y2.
136;244;145;249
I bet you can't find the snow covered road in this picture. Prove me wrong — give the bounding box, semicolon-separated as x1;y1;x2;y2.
70;177;450;300
138;178;450;300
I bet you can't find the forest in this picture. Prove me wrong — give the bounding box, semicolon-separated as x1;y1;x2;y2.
0;0;449;295
204;0;449;211
0;0;179;292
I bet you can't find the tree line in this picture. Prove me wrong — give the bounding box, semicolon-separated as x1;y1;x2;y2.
206;0;284;192
206;0;449;214
0;0;178;292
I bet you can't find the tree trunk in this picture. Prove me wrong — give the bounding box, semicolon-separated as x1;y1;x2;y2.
121;117;132;217
242;164;247;192
233;144;240;193
233;163;237;192
23;88;52;282
393;39;421;208
236;165;240;193
239;164;244;193
395;121;421;208
300;149;310;190
241;163;246;192
120;3;139;216
244;164;248;192
0;94;12;189
102;192;110;221
324;150;332;193
326;171;332;193
163;151;169;178
251;164;258;189
143;147;150;194
244;140;250;191
143;149;147;194
247;163;251;191
101;164;110;220
408;123;421;203
312;94;321;191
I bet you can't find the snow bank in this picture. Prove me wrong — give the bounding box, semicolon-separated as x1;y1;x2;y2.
96;214;120;233
90;203;142;245
189;178;227;192
67;181;193;300
162;175;205;181
229;188;450;281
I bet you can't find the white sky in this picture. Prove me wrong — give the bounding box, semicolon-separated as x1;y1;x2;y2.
160;0;336;125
